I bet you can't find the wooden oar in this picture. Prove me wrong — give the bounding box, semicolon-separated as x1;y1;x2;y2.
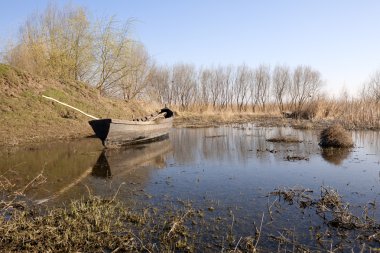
42;95;99;120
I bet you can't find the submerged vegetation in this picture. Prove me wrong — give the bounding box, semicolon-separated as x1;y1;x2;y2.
270;186;380;250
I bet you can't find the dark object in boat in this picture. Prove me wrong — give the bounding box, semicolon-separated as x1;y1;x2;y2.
89;108;173;148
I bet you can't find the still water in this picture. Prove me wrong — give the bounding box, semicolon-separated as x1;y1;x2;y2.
1;126;379;250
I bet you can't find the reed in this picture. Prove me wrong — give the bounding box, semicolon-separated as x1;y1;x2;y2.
174;97;380;131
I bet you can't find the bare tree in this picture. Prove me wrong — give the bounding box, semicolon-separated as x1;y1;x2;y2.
272;65;291;112
146;65;171;105
199;67;213;108
171;64;197;110
234;64;252;111
290;65;322;112
366;70;380;103
252;64;271;111
116;44;152;100
92;17;136;94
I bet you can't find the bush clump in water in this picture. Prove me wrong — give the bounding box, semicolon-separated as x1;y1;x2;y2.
319;124;353;148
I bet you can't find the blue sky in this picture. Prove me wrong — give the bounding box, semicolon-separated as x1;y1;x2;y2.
1;0;380;95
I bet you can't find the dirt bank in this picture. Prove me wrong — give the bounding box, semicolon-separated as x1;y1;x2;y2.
0;64;155;147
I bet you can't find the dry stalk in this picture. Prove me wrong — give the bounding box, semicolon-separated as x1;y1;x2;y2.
167;209;192;237
254;212;265;250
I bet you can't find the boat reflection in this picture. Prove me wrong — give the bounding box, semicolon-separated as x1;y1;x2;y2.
84;138;172;200
91;138;172;179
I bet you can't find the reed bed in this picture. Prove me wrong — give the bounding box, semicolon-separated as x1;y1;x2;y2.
175;98;380;131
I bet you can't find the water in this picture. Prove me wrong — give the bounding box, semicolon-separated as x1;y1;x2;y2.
1;126;379;250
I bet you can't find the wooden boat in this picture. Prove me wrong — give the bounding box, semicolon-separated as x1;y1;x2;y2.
89;108;173;148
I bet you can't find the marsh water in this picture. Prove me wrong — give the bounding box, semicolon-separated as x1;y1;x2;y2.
1;126;380;250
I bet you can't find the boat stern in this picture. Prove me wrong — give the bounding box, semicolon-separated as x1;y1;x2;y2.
88;119;112;145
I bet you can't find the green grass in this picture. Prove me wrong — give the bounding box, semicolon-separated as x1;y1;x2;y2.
0;64;10;75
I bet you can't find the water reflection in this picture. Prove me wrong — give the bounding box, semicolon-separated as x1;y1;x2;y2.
170;126;320;164
91;153;111;178
321;148;351;165
354;131;380;152
1;126;380;251
82;138;173;200
91;138;172;179
0;139;103;202
1;126;379;205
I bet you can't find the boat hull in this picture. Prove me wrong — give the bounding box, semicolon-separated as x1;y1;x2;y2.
89;117;173;148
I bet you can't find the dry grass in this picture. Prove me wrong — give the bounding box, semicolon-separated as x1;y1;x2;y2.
0;196;158;252
266;136;302;143
177;99;380;131
318;98;380;130
319;124;354;148
1;174;379;252
0;64;154;147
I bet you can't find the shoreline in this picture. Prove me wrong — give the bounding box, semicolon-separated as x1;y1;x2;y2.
1;113;379;149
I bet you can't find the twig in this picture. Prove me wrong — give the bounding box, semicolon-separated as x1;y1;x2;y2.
267;197;277;221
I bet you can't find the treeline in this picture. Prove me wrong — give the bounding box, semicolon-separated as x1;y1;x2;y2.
3;4;380;118
146;64;322;112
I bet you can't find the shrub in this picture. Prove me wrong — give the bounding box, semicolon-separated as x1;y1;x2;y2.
319;124;353;148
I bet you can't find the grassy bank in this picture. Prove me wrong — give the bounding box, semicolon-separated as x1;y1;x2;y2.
1;180;379;252
0;64;155;147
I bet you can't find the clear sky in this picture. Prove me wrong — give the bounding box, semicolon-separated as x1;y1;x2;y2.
1;0;380;95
